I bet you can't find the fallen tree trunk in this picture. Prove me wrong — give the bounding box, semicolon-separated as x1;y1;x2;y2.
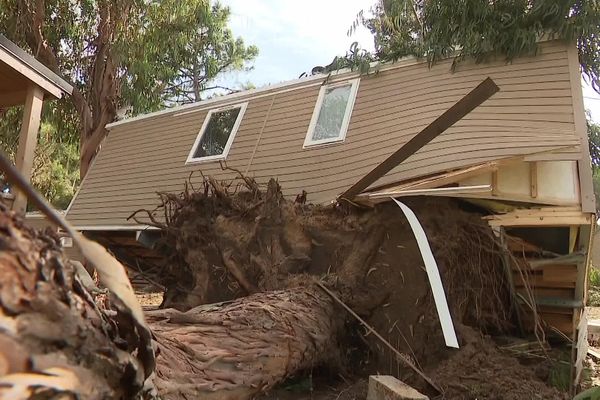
149;286;340;399
1;173;513;399
0;206;343;399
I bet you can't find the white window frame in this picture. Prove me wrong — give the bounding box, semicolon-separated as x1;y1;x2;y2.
186;102;248;164
303;78;360;148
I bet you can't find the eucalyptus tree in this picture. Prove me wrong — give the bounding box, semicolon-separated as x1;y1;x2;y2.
0;0;257;193
355;0;599;90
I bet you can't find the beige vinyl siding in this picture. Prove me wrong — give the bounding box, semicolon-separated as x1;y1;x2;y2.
67;40;581;227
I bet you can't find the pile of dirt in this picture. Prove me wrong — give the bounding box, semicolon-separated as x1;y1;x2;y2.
430;325;569;399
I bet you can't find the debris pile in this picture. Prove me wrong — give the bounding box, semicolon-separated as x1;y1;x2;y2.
128;174;565;398
0;174;573;399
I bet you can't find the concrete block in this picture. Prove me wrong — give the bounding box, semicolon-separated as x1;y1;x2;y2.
367;375;429;400
588;320;600;343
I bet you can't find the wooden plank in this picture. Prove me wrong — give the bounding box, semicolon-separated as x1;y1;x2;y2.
521;312;573;335
534;298;583;309
530;161;538;198
538;305;579;315
516;287;574;299
505;235;544;253
528;253;585;269
575;309;588;387
500;208;583;216
513;273;576;288
339;77;500;201
587;348;600;359
361;161;502;194
491;169;499;196
543;266;578;282
361;184;492;201
12;84;44;213
0;47;63;98
487;214;592;227
569;226;579;254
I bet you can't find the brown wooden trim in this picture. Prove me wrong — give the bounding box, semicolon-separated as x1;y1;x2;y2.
530;161;538;198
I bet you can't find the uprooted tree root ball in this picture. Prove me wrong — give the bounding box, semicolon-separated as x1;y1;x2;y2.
0;205;342;400
127;174;554;397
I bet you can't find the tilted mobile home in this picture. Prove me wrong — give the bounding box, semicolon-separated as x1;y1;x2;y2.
66;39;594;380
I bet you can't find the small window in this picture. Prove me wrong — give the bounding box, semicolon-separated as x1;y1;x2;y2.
186;102;247;163
304;79;359;147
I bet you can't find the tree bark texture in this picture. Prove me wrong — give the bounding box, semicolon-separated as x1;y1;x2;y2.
19;0;124;177
0;207;150;399
149;286;340;400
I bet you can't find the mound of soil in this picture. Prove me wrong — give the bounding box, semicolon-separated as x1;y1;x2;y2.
431;326;568;400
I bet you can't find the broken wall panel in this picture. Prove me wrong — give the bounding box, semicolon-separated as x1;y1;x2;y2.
458;161;580;206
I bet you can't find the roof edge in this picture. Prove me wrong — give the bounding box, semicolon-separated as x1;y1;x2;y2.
106;55;423;129
0;34;73;95
106;37;565;129
71;224;160;231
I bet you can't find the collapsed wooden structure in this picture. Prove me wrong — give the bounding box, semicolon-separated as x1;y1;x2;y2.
55;39;595;387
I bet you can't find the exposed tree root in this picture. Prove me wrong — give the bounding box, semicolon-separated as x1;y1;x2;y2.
125;173;514;395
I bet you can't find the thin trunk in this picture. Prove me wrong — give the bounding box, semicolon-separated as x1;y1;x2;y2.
193;62;201;101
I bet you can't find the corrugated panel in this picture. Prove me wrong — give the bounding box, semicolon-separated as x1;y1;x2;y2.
67;40;580;227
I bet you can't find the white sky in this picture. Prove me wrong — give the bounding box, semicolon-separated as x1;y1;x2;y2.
219;0;600;122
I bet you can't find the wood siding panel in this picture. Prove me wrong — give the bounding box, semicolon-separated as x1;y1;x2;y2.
67;41;581;227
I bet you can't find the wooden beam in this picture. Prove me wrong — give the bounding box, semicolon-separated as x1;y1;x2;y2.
358;184;492;203
0;48;63;99
0;90;26;107
487;214;592;227
530;161;538;198
12;85;44;213
359;158;523;196
491;170;499;196
338;77;500;201
569;226;578;253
